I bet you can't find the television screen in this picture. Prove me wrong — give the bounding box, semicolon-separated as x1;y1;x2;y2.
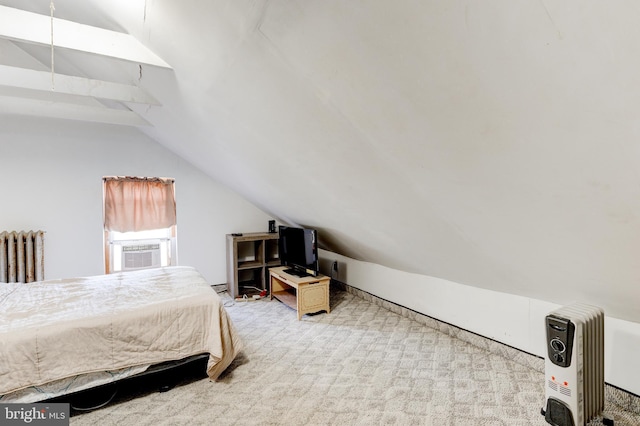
278;226;318;277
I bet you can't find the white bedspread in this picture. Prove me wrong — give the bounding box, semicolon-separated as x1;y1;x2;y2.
0;266;242;396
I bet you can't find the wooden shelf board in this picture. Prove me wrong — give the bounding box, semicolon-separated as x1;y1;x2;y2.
272;289;297;310
238;279;263;286
238;286;264;296
237;261;263;270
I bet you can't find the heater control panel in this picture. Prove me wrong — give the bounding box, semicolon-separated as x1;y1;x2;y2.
546;314;575;368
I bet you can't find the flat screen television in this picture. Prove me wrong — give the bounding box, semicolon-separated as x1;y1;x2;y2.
278;225;319;277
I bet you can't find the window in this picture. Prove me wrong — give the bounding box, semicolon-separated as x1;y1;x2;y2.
103;176;177;273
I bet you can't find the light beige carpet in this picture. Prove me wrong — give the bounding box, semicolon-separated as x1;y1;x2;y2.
70;289;639;425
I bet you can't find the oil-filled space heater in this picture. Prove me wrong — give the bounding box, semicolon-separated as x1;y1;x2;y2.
541;303;613;426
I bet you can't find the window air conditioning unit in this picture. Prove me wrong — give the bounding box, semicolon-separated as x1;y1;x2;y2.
121;242;161;271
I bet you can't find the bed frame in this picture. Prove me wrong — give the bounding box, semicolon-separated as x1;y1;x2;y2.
54;354;211;412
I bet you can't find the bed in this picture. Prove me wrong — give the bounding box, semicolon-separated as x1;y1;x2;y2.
0;266;242;404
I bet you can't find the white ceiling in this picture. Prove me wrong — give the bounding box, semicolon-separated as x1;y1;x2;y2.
2;0;640;323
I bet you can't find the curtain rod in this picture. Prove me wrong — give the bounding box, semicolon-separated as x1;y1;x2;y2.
102;176;175;183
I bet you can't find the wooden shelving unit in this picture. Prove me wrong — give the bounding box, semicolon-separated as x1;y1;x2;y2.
226;232;279;299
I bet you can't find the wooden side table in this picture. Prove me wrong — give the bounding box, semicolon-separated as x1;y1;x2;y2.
269;266;330;320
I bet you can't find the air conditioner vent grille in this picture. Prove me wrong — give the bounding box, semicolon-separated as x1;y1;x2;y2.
121;242;161;271
122;243;160;252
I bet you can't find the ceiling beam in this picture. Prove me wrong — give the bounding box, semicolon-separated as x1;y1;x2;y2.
0;95;150;127
0;65;160;105
0;5;171;68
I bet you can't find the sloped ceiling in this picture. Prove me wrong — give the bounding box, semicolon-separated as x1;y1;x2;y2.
2;1;640;323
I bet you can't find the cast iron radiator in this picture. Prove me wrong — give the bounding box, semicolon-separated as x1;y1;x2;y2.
0;230;44;283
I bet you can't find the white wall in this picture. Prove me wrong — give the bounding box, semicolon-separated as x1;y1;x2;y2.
3;113;638;397
109;0;640;326
0;115;273;285
319;250;640;396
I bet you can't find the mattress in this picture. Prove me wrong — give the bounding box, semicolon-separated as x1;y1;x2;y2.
0;266;242;402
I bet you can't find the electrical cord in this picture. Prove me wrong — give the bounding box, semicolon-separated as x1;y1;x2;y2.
218;285;269;307
70;383;119;412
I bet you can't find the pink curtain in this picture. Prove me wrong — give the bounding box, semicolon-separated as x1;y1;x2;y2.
103;177;176;232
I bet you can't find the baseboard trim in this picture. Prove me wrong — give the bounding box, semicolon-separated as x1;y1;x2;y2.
336;280;640;416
